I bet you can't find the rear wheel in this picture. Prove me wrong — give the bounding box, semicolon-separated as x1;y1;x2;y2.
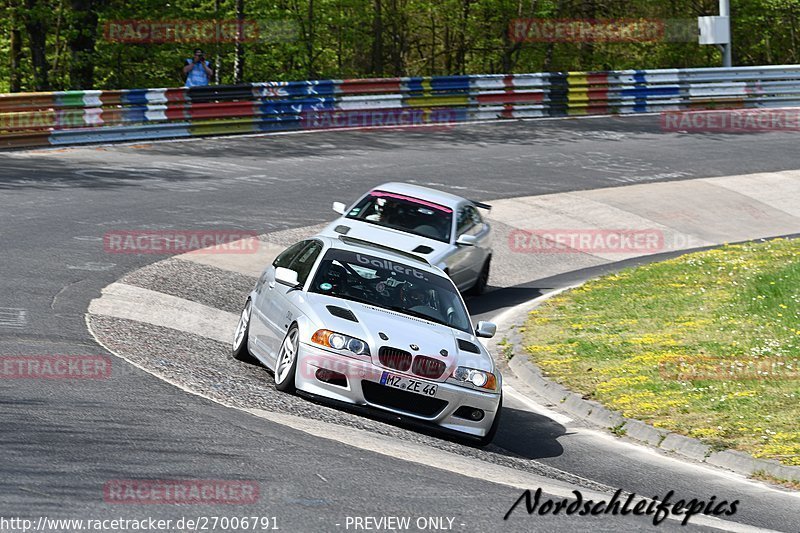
232;299;256;363
468;256;491;296
274;325;300;393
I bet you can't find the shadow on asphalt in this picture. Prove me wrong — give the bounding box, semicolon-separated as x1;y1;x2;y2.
494;406;571;459
465;286;545;316
297;390;567;460
0;113;758;191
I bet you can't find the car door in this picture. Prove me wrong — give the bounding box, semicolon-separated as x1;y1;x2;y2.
264;239;324;359
447;204;483;290
251;240;309;360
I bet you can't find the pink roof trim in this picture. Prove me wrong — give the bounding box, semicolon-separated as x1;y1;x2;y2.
370;191;453;213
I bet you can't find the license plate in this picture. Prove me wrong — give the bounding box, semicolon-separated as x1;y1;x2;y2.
380;372;438;397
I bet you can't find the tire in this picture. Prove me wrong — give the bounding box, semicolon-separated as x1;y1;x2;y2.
232;299;257;363
274;324;300;393
475;394;502;447
468;256;491;296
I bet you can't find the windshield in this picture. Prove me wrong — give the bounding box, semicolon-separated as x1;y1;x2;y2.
345;190;453;243
309;249;472;333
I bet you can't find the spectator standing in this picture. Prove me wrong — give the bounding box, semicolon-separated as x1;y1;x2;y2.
183;48;214;87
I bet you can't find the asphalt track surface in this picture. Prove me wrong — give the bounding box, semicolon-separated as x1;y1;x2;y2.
2;116;799;532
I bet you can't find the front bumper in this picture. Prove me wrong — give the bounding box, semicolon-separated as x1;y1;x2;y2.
294;342;501;437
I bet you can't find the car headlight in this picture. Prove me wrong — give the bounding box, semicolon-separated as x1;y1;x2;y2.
450;366;498;391
311;329;370;356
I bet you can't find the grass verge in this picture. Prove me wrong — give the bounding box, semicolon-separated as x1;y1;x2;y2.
522;238;800;466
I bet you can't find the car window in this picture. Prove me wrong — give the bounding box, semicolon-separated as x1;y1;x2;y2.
466;206;483;236
456;206;473;235
310;248;472;333
345;191;453;243
289;240;323;284
273;240;309;269
457;206;483;237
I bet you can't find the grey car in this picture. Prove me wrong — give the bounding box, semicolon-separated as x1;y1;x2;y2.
321;182;492;294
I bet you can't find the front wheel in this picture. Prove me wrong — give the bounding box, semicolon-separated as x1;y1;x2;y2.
232;299;256;363
274;325;300;393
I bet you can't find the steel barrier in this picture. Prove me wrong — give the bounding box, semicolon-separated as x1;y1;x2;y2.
1;65;799;149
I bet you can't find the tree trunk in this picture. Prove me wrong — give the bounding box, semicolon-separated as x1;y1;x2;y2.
428;4;435;75
234;0;244;83
388;0;404;76
68;0;100;89
371;0;383;76
444;25;451;74
578;0;597;70
9;2;23;92
24;0;50;90
500;0;527;73
306;0;315;78
214;0;220;84
456;0;472;74
542;0;565;72
51;0;64;82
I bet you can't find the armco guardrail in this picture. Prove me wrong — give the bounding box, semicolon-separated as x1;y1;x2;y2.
2;64;800;149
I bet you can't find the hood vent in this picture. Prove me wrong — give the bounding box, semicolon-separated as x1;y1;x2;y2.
412;245;434;254
326;305;358;322
363;305;433;326
334;225;351;235
457;339;480;354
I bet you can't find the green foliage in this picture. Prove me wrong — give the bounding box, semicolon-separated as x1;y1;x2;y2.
0;0;797;91
521;238;800;466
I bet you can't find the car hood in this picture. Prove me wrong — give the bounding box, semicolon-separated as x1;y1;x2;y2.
303;292;494;379
319;219;452;265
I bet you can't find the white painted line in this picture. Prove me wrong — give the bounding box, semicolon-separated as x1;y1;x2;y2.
503;384;573;425
84;314;784;533
174;224;329;278
243;410;781;533
87;282;237;344
0;307;27;329
175;237;284;278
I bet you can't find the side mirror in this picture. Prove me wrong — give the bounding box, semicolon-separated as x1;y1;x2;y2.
475;321;496;339
332;201;347;215
275;267;300;287
456;234;478;246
